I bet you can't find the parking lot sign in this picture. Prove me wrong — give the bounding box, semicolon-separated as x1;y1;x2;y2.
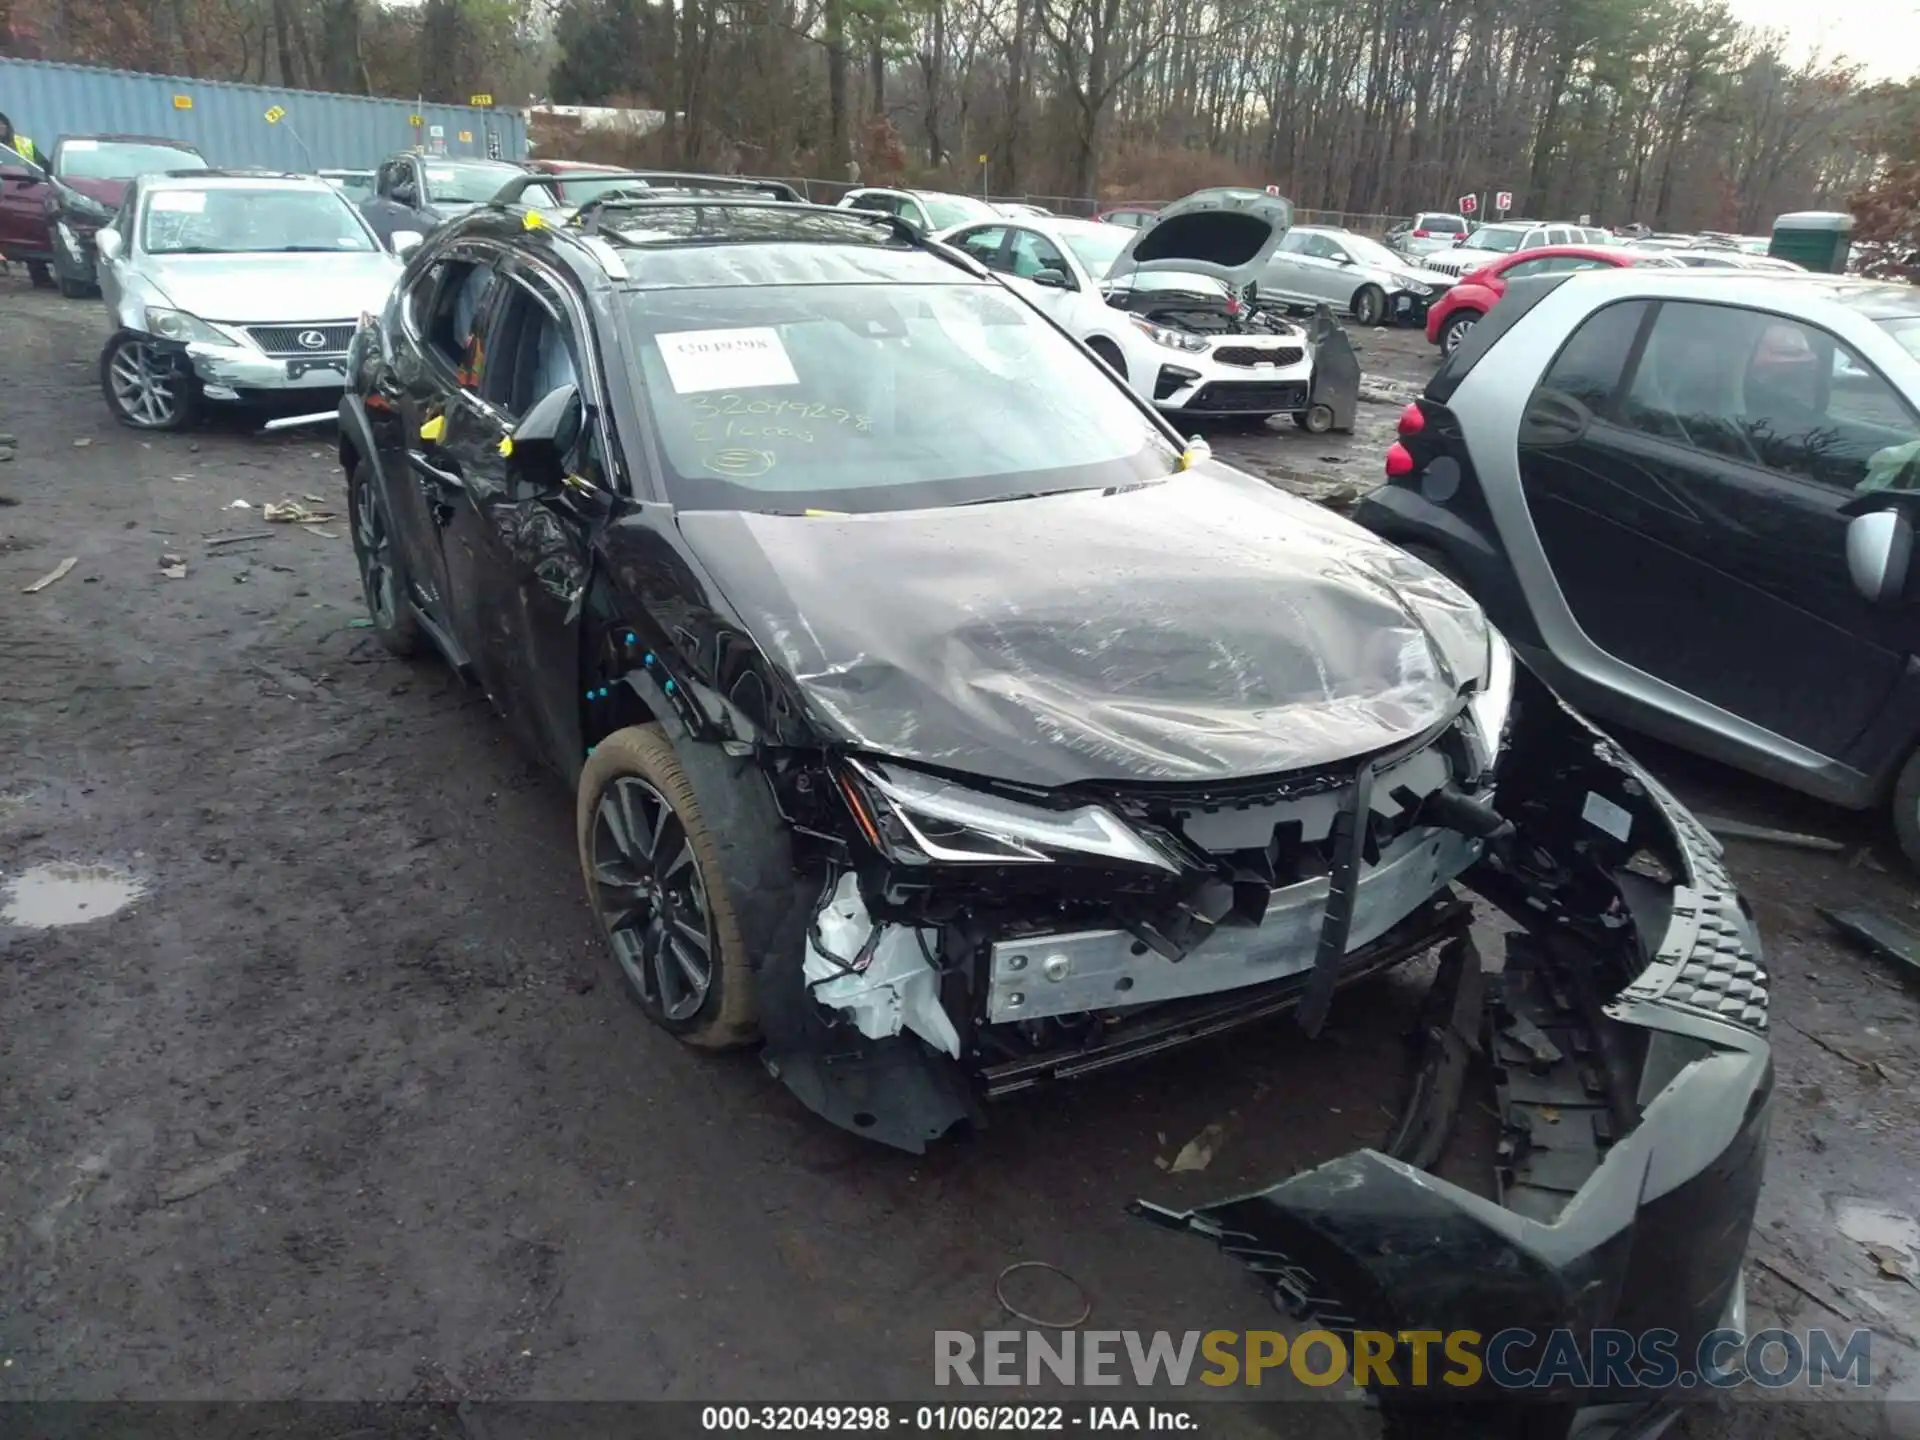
1459;193;1477;215
1496;190;1514;213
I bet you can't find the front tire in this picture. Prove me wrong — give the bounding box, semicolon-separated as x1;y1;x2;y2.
58;275;91;300
1891;747;1920;871
345;456;423;658
577;725;758;1048
27;260;54;289
1440;311;1480;355
1351;284;1386;327
1292;403;1335;434
100;331;195;431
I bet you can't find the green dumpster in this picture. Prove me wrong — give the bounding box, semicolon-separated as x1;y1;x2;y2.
1769;211;1853;274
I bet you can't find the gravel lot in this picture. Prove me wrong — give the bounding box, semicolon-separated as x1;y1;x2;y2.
1;274;1916;1433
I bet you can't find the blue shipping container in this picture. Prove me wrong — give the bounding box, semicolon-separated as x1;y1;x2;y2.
0;56;526;171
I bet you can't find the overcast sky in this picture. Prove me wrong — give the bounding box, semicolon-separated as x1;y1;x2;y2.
1722;0;1920;81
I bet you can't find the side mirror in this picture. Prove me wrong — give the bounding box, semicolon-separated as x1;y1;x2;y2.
391;230;424;257
1031;265;1072;289
507;382;583;487
1332;253;1354;266
95;228;123;261
1848;509;1912;606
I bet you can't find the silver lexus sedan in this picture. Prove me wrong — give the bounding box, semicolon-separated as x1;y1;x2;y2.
93;171;406;431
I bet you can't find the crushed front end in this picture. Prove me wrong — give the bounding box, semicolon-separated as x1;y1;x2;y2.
749;624;1519;1153
1133;664;1771;1436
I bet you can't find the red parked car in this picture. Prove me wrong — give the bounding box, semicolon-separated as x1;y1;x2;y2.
1424;244;1679;355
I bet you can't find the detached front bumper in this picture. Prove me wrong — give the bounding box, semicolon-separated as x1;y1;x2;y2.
1136;669;1772;1430
51;220;100;286
1389;285;1445;326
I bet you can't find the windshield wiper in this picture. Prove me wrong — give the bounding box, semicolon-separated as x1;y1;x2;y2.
956;480;1167;508
276;245;361;252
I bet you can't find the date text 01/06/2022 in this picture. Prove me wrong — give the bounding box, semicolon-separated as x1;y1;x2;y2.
699;1405;1199;1432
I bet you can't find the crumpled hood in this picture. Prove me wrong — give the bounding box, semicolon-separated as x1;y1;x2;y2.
674;469;1490;788
147;251;403;323
1105;187;1296;289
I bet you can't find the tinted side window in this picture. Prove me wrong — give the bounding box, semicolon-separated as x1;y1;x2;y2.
1620;301;1920;493
484;274;583;419
1532;298;1650;410
416;257;499;376
1008;229;1070;280
1503;257;1561;280
953;226;1007;267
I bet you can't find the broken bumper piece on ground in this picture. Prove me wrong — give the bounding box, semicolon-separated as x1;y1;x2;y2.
1132;668;1771;1434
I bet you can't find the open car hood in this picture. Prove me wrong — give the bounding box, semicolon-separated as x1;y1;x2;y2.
1104;187;1295;288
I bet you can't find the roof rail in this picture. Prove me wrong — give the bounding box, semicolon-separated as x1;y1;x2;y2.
552;194;997;282
493;169;803;208
160;167;301;180
567;193;914;242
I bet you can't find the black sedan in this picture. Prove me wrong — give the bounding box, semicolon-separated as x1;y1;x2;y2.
338;196;1770;1434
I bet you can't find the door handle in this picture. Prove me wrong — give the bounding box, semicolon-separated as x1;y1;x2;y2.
1519;393;1589;445
408;449;466;492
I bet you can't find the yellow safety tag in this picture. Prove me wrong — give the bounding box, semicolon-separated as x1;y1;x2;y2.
523;210;547;231
803;508;847;517
419;414;445;442
498;435;514;457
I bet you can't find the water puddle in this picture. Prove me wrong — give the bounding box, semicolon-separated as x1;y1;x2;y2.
1;863;147;929
1835;1199;1920;1259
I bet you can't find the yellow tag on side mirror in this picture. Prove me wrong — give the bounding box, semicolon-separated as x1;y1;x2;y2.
419;414;445;442
498;435;514;458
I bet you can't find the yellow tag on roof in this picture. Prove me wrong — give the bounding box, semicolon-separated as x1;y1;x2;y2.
523;210;547;231
419;414;445;442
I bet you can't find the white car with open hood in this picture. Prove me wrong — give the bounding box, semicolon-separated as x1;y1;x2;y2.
93;171;405;432
1101;187;1358;430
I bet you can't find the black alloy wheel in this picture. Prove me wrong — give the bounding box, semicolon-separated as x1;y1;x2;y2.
590;775;718;1025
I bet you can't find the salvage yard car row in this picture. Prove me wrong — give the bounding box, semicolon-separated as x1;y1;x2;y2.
20;155;1919;1435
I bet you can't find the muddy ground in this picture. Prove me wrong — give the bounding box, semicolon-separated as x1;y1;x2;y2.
1;276;1917;1435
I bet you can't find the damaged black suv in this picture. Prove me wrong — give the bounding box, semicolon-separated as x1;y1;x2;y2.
341;196;1771;1426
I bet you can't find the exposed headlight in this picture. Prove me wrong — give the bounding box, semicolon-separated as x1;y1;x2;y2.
1129;316;1210;354
1467;629;1516;776
144;308;232;346
58;189;114;224
839;757;1177;871
1395;275;1433;295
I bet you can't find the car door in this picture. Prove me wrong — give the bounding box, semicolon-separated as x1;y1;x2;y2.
360;159;405;243
0;142;50;257
375;244;507;634
1303;233;1358;303
1262;230;1324;303
432;259;599;773
1516;296;1919;760
1003;228;1084;325
94;183;139;311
